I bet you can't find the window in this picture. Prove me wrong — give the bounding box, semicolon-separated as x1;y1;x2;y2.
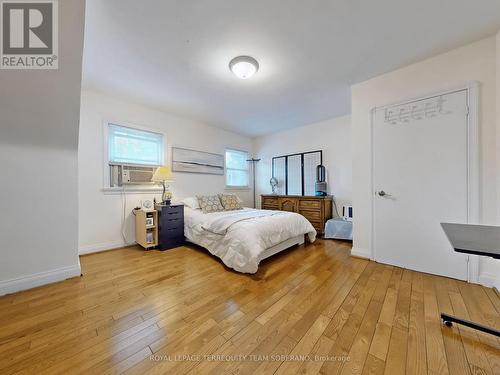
108;123;164;166
225;149;250;188
272;150;322;196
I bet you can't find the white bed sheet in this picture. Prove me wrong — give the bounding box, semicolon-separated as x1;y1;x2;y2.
184;207;316;273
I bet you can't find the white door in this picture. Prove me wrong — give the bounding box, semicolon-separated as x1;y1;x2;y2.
373;90;469;280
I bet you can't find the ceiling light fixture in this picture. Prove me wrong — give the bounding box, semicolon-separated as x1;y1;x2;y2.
229;56;259;79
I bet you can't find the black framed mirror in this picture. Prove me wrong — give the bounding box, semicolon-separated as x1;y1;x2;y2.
272;150;322;196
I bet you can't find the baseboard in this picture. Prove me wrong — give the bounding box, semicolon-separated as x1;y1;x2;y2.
478;272;497;287
351;247;371;259
79;240;128;255
494;279;500;292
0;264;81;296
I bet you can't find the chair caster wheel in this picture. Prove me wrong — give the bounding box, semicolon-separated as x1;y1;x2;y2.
444;321;453;327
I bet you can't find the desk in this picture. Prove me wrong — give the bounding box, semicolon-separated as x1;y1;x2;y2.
440;223;500;337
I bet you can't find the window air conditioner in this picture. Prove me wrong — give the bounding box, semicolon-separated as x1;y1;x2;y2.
110;164;157;186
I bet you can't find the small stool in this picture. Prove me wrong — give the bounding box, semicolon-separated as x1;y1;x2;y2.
324;218;353;240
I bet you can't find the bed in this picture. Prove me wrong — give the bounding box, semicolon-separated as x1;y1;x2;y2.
184;207;317;273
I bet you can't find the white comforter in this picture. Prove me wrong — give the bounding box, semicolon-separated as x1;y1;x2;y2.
184;207;316;273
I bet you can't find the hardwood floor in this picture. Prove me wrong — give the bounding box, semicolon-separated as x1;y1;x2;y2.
0;240;498;374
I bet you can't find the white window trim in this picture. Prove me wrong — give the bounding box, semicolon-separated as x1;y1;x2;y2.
225;148;251;190
102;120;166;190
101;186;163;195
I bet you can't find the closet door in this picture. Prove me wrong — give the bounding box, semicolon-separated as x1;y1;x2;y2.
373;90;470;280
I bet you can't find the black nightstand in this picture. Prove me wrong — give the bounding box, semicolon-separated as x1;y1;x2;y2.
156;204;184;250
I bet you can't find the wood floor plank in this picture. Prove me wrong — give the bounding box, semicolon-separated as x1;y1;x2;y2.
422;274;450;375
384;326;408;375
433;275;472;375
339;266;393;375
362;354;386;375
456;281;500;374
274;314;331;374
448;290;495;375
406;271;428;375
369;322;392;362
393;269;412;331
483;287;500;315
0;240;497;375
319;262;386;374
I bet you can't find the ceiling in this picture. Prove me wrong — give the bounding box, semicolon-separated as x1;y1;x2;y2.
83;0;500;137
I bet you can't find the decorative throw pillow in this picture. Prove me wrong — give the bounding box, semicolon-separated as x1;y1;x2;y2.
196;195;224;213
218;194;242;211
181;197;200;210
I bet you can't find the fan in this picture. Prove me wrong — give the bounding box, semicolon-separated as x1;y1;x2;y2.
270;177;279;194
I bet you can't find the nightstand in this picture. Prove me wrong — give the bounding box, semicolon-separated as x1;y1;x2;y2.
156;204;184;250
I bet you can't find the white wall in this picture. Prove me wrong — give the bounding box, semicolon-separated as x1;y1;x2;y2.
253;115;352;212
351;36;499;285
0;0;85;295
78;90;254;254
495;31;500;291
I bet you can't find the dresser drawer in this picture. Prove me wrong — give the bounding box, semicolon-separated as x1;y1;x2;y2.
159;236;184;250
309;220;323;232
299;199;321;210
159;205;184;220
161;225;184;238
299;210;321;221
163;217;183;229
262;196;279;209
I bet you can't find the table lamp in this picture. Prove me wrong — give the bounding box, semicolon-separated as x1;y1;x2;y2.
152;166;174;204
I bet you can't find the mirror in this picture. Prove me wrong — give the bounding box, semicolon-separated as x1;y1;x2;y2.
272;150;322;196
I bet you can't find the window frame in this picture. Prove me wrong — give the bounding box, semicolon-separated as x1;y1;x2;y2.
272;150;323;196
102;120;166;189
225;148;251;189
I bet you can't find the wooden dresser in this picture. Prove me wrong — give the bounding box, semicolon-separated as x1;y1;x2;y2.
261;195;333;235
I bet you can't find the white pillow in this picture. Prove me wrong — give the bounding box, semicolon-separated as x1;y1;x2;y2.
181;197;200;209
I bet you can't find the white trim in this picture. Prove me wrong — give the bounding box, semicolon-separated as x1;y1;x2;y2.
0;264;81;296
478;272;497;288
369;107;376;262
79;240;127;255
494;276;500;292
224;187;252;191
102;119;167;189
101;186;163;195
369;82;480;283
465;82;480;283
351;247;371;259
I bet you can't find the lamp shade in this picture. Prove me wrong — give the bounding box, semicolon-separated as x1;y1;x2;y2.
151;166;173;182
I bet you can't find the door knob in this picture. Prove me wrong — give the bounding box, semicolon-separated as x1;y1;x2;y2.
378;190;392;197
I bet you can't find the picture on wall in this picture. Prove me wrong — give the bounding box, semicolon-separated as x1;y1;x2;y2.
172;147;224;175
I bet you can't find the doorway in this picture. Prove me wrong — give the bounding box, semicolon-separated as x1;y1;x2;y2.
371;85;479;281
